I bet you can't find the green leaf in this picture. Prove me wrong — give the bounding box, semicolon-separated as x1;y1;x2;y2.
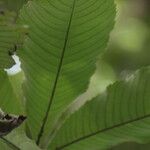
0;71;23;114
48;67;150;150
0;131;41;150
0;137;18;150
18;0;116;144
0;70;23;148
0;11;27;69
0;71;40;149
0;0;28;12
111;142;150;150
8;71;25;110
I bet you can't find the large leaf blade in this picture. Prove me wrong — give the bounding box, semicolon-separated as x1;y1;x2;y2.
18;0;116;144
49;67;150;150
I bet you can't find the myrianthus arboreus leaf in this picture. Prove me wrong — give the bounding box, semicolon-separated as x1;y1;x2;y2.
0;10;28;69
18;0;116;145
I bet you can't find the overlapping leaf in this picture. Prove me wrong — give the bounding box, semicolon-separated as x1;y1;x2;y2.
0;10;27;69
0;131;41;150
0;71;23;114
48;67;150;150
0;71;40;150
0;0;28;12
18;0;116;144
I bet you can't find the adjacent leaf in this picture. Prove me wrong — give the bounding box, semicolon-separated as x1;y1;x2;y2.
18;0;116;144
0;71;23;114
48;67;150;150
0;0;28;12
0;137;19;150
0;70;24;145
0;10;27;69
8;71;25;107
0;131;42;150
0;71;40;149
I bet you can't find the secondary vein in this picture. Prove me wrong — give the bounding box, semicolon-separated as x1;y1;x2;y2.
56;114;150;150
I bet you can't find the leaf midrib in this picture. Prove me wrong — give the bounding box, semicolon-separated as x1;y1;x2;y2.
36;0;76;145
56;114;150;150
